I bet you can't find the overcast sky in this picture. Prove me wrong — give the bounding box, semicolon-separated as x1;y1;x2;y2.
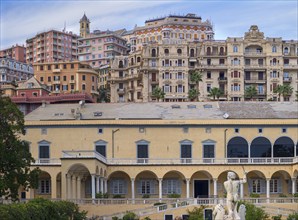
0;0;297;50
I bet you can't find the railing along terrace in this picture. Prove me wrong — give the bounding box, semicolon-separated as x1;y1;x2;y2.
61;151;297;165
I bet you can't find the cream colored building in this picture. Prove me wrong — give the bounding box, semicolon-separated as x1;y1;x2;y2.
110;25;298;103
23;102;297;204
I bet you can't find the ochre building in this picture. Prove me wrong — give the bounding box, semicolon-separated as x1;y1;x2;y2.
23;102;298;202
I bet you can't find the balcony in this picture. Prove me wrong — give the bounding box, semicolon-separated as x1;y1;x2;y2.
218;77;227;82
127;86;135;92
283;77;292;82
91;90;99;95
62;150;107;164
53;80;60;84
53;68;61;73
244;77;266;84
150;79;159;84
244;51;264;56
117;88;125;94
32;158;61;165
283;64;297;69
69;80;75;84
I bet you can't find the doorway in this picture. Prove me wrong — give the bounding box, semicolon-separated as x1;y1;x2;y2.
194;180;209;198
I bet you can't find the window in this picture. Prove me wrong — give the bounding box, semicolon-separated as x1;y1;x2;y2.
137;179;155;195
98;128;103;134
111;179;127;194
207;72;211;79
38;141;50;162
203;144;215;158
63;64;67;69
205;128;211;133
282;128;287;133
41;128;47;135
233;45;238;52
82;84;86;90
47;65;51;70
40;65;44;71
63;76;67;81
207;84;211;92
272;46;277;53
252;179;261;193
180;140;192;163
71;63;74;69
183;127;189;133
258;128;263;133
62;85;68;91
82;75;86;81
48;76;51;82
162;179;181;194
136;140;149;163
139;127;145;133
270;179;281;193
235;128;239;133
38;179;51;194
40;77;44;82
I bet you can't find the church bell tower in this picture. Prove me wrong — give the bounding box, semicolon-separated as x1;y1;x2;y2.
79;13;90;38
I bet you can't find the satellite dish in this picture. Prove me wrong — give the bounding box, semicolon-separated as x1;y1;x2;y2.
223;113;229;119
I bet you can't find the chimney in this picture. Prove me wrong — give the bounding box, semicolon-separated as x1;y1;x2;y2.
41;100;46;108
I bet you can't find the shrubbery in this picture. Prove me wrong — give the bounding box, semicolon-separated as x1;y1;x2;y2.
238;201;269;220
287;212;298;220
0;198;87;220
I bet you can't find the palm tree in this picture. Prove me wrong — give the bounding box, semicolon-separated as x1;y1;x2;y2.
274;84;293;101
188;88;200;101
208;87;223;101
189;70;202;100
244;86;257;100
152;87;165;102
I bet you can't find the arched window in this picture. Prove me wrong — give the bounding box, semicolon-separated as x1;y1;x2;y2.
250;137;271;157
227;137;248;158
190;49;195;57
220;47;224;55
118;60;123;68
207;47;211;55
177;48;182;55
164;49;169;55
131;58;134;65
152;49;156;57
272;46;277;53
137;57;141;63
233;45;238;53
273;137;294;157
284;47;289;54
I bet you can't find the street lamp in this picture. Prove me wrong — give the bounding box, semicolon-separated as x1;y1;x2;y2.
112;129;120;158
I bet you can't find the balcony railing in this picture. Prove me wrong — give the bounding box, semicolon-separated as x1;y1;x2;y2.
62;150;107;164
32;158;61;165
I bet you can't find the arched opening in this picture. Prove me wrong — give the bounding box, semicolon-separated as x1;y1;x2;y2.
164;48;169;55
207;47;211;55
247;170;266;197
108;171;131;198
190;48;195;57
190;171;213;198
35;171;52;199
219;47;224;55
177;48;182;55
162;171;186;197
273;137;294;157
284;47;289;54
67;163;91;199
152;49;156;57
56;172;62;198
131;58;134;66
270;171;291;196
135;170;158;199
227;137;248;158
250;137;271;157
137;57;141;63
118;60;124;68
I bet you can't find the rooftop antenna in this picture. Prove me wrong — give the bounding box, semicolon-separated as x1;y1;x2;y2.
63;21;66;32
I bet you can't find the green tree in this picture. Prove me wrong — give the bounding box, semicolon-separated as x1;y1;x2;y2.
274;84;293;101
0;96;40;201
244;86;257;100
208;87;223;100
188;88;200;101
152;87;165;102
238;202;269;220
187;206;205;220
97;87;110;103
189;70;203;100
287;212;298;220
295;90;298;101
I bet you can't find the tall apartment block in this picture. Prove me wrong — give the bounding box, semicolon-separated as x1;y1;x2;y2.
26;30;78;64
0;44;26;62
0;57;33;85
78;13;127;68
33;61;99;98
110;24;298;102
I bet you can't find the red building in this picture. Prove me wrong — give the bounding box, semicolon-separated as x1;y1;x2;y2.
9;77;95;115
0;44;26;63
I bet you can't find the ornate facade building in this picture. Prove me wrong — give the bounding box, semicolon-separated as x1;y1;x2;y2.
110;25;298;102
26;30;78;64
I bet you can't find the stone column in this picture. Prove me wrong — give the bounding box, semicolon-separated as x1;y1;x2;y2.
240;183;244;199
72;176;76;199
96;176;100;194
100;177;104;193
266;178;270;203
104;179;108;193
158;178;163;201
131;178;135;202
91;175;96;199
51;178;57;199
292;178;296;195
213;178;218;198
186;179;190;199
66;174;71;200
77;176;81;200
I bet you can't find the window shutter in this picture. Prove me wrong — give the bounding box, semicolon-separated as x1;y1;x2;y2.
277;179;282;193
177;180;181;194
248;179;253;193
162;180;167;194
110;180;114;194
260;179;266;194
287;180;292;194
123;180;128;194
137;180;142;194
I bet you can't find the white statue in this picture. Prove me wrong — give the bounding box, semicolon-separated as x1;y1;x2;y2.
223;171;247;219
213;203;225;220
238;204;246;220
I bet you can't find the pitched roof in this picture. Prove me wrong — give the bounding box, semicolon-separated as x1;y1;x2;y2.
25;102;298;121
17;77;48;91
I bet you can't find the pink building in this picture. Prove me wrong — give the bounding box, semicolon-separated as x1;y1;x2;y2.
26;30;79;64
0;44;26;63
78;14;127;68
